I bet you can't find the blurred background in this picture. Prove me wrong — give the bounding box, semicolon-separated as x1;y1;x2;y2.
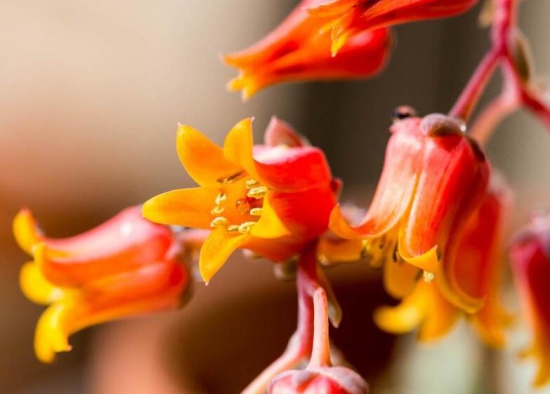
1;0;550;393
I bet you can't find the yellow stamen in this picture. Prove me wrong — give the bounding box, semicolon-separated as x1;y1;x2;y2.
245;179;259;189
215;193;227;205
249;208;263;216
217;171;245;185
210;217;229;228
247;186;268;199
423;271;435;282
210;206;225;215
227;225;240;232
238;222;256;234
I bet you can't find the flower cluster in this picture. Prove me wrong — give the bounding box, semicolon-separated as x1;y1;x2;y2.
11;0;550;392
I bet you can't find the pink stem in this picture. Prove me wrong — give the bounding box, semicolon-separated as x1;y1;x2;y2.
308;288;332;368
240;243;320;394
449;49;500;121
451;0;550;143
469;73;519;146
449;0;516;122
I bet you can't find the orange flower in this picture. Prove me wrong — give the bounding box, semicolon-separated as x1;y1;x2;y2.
375;178;512;344
309;0;477;54
13;206;189;363
331;111;490;277
224;0;391;100
143;118;337;283
510;210;550;387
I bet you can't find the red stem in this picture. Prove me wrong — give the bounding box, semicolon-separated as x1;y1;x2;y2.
240;243;320;394
450;0;550;144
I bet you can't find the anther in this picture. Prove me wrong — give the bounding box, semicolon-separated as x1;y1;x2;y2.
247;186;268;199
423;271;435;282
238;221;256;234
250;208;263;216
245;179;259;189
210;206;225;215
227;225;240;232
217;171;245;184
210;217;229;228
215;193;227;205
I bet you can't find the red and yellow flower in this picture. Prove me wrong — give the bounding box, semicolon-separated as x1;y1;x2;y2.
309;0;477;54
13;206;189;363
143;117;338;283
510;210;550;387
224;0;391;100
330;112;490;278
375;178;512;344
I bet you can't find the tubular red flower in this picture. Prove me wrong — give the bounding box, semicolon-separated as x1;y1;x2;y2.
143;117;338;283
13;206;189;363
309;0;477;54
331;113;490;276
224;0;391;100
510;211;550;387
375;177;512;344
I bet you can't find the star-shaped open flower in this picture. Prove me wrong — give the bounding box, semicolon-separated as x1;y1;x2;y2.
13;206;189;363
143;118;337;283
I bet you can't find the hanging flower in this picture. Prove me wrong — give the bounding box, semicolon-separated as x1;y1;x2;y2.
143;117;337;283
510;210;550;387
13;206;189;363
375;177;512;345
308;0;477;54
224;0;391;100
330;111;490;278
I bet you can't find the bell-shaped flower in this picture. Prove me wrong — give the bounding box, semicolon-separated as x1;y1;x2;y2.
143;118;337;283
331;112;490;277
13;206;189;363
375;178;512;345
224;0;391;100
510;210;550;387
309;0;477;54
269;288;369;394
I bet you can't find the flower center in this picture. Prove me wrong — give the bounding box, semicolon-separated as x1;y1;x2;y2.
209;174;267;235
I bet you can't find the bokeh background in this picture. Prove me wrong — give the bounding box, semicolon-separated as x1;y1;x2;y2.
1;1;549;393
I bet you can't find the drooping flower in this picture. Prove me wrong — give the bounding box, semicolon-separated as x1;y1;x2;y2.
330;110;490;278
143;117;337;283
269;288;369;394
375;177;512;345
13;206;189;363
510;210;550;387
224;0;391;100
308;0;477;54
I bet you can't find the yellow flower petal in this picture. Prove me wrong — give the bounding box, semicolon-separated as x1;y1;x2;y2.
374;281;459;342
329;205;367;240
143;187;217;229
317;237;364;265
35;302;73;363
176;124;241;186
250;194;291;239
20;262;65;305
199;228;248;283
398;242;439;274
223;118;261;181
384;260;420;299
13;209;43;255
